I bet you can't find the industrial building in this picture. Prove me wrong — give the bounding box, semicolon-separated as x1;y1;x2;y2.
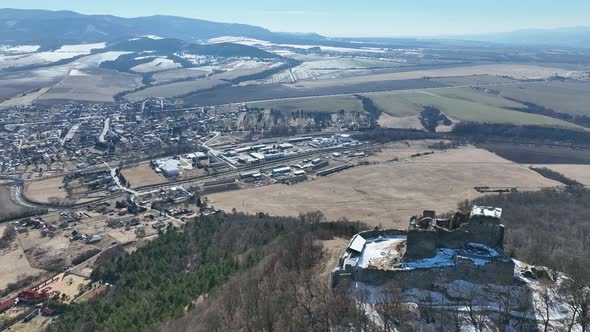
155;159;181;177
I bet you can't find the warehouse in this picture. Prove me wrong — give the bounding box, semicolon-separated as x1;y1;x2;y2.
272;166;292;177
155;159;181;177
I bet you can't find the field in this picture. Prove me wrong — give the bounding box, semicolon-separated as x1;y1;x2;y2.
286;64;578;89
121;163;168;188
263;57;404;83
39;68;142;103
428;74;517;86
207;145;560;228
491;81;590;116
479;143;590;164
248;94;364;113
529;164;590;185
183;78;442;106
363;88;579;128
0;224;45;289
24;177;68;204
124;78;227;100
130;57;182;73
377;113;424;129
152;68;212;84
0;51;129;104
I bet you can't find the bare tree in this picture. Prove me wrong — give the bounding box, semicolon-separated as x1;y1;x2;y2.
562;279;590;332
465;290;488;332
374;283;404;332
536;280;556;332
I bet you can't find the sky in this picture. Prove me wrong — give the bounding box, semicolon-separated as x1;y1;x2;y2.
6;0;590;37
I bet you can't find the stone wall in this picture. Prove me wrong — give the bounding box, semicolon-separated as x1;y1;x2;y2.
332;258;515;290
405;216;505;259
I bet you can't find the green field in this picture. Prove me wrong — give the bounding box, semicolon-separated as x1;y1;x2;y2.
363;88;581;128
492;81;590;116
248;95;364;113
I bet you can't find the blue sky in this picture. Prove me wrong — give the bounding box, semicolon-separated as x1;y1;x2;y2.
8;0;590;37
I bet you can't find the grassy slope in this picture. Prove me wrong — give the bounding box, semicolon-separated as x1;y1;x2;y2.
364;88;582;128
493;81;590;117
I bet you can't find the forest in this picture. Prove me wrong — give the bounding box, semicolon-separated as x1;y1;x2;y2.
47;189;590;331
460;188;590;281
49;212;369;332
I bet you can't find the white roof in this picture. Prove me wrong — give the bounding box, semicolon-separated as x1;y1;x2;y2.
348;234;366;253
471;206;502;219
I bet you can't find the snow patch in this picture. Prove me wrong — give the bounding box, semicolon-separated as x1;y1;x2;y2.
56;42;107;53
401;249;455;269
131;57;182;73
0;45;40;54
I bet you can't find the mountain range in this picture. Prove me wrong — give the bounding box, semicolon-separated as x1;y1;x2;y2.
1;8;590;49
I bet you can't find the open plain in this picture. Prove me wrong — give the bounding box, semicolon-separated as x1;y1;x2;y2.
207;145;560;228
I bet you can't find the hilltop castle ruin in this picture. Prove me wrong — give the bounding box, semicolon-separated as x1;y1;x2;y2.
332;206;515;289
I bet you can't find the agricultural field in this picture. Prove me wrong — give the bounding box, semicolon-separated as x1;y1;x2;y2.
428;74;517;86
529;164;590;185
490;81;590;116
0;51;129;104
207;145;560;228
364;88;580;127
0;42;106;69
479;143;590;164
377;113;424;129
130;57;182;73
262;57;404;83
124;78;227;100
24;177;68;204
248;94;364;113
183;78;442;106
38;68;142;103
287;64;579;88
120;163;168;188
151;68;212;84
0;223;45;289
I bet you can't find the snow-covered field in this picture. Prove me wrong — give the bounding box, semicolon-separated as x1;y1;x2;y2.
131;57;182;73
208;36;387;54
55;42;106;53
0;43;112;69
0;45;40;54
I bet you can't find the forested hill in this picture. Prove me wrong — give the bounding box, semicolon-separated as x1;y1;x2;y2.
460;187;590;281
50;212;367;332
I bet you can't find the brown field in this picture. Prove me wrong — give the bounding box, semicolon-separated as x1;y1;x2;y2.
121;163;168;188
530;164;590;185
377;113;424;129
287;64;577;89
24;177;67;204
207;146;560;228
0;224;46;289
124;78;227;100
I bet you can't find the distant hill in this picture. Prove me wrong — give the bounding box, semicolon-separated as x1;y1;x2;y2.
442;27;590;48
0;8;277;45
